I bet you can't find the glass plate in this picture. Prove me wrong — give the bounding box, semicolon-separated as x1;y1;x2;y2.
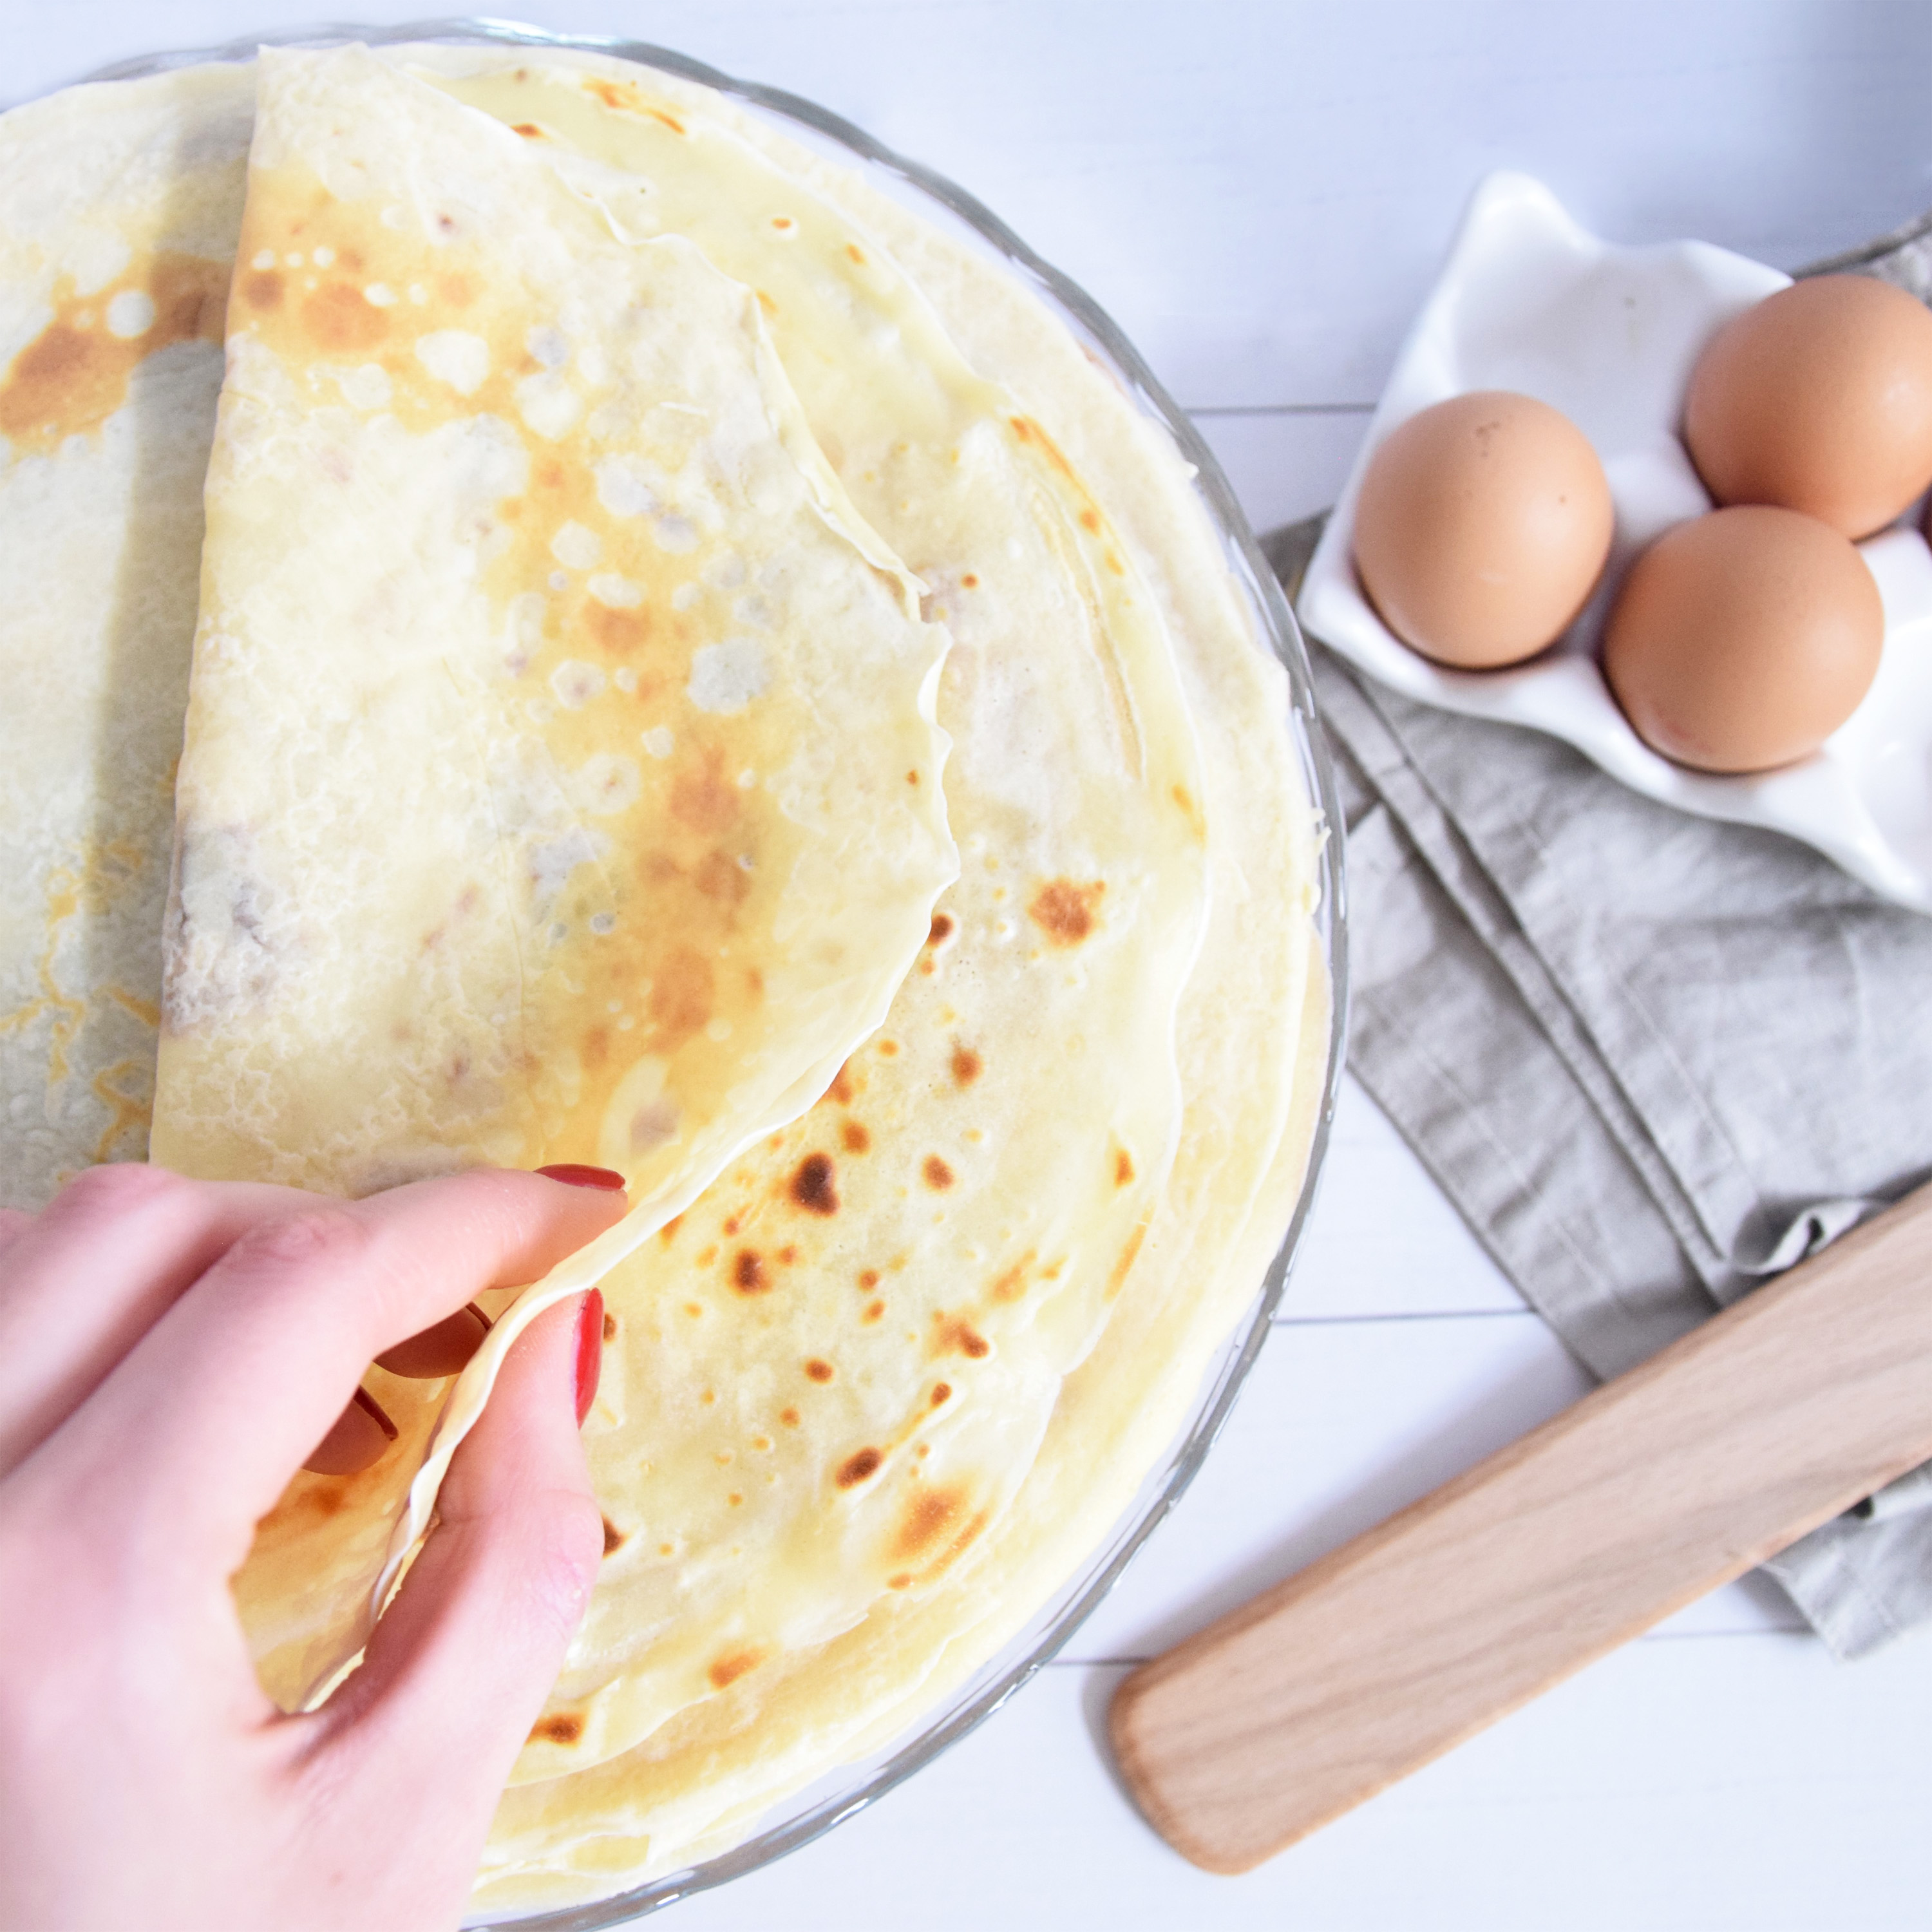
68;19;1350;1923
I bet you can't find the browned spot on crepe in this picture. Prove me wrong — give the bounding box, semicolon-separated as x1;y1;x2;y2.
695;848;750;904
989;1253;1034;1304
892;1484;964;1558
1007;412;1075;482
0;253;229;452
1171;781;1207;840
301;280;388;354
649;945;715;1048
668;751;741;835
1028;878;1104;947
1107;1220;1150;1300
886;1488;990;1586
837;1446;882;1487
588;602;650;652
707;1647;764;1690
583;77;633;112
790;1151;838;1215
931;1313;989;1360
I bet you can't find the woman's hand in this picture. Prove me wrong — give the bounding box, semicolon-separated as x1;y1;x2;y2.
0;1160;627;1932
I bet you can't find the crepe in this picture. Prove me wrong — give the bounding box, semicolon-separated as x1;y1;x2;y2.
152;47;958;1705
0;64;253;1211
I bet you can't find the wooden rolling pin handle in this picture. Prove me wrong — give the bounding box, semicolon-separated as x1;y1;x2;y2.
1109;1179;1932;1877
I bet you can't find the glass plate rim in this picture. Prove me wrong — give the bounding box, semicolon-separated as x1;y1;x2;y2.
55;18;1353;1924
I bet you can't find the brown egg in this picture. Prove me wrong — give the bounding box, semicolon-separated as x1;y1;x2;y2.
1352;390;1615;668
1683;275;1932;539
1602;505;1883;773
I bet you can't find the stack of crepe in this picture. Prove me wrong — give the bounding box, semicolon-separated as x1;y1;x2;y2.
0;37;1329;1915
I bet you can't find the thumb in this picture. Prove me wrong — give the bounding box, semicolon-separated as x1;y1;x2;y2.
319;1289;605;1814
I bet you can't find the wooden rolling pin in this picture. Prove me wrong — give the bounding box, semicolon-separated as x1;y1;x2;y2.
1108;1178;1932;1875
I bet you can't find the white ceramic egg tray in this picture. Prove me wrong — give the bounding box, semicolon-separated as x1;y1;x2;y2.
1298;170;1932;915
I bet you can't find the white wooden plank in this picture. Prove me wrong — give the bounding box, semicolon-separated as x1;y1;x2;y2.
667;1635;1932;1932
1284;1075;1529;1320
1191;407;1367;537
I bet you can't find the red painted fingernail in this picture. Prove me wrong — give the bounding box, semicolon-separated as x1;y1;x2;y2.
574;1289;605;1427
536;1163;627;1191
354;1383;399;1440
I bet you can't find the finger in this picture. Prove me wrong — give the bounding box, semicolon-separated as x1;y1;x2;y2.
30;1166;625;1572
307;1292;605;1853
0;1164;315;1476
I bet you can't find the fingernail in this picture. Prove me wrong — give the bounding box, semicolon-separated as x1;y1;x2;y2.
375;1302;492;1379
303;1385;397;1477
574;1289;605;1428
537;1163;627;1192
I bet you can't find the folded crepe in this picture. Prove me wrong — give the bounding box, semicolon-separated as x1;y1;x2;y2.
153;45;958;1704
0;42;1329;1914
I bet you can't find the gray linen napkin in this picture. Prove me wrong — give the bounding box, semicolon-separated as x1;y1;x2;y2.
1276;521;1932;1656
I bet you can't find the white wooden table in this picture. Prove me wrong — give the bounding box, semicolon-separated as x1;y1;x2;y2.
14;3;1932;1924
